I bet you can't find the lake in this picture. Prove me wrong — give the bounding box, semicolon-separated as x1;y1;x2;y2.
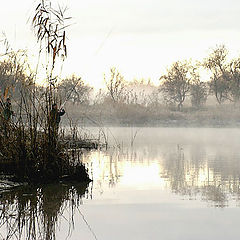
1;127;240;240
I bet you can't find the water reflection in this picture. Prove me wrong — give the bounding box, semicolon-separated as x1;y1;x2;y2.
161;145;236;207
1;128;240;240
81;128;240;208
0;182;89;240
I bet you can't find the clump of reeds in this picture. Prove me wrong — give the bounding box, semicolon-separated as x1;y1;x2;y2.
0;0;93;183
0;94;91;183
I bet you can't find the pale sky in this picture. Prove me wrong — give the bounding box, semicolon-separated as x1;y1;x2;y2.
1;0;240;87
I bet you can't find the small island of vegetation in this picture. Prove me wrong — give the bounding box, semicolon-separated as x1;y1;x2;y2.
0;0;100;185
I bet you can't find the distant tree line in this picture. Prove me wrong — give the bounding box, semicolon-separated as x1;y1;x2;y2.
1;45;240;114
160;45;240;110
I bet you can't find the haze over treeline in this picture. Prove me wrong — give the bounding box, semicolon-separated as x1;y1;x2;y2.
1;44;240;127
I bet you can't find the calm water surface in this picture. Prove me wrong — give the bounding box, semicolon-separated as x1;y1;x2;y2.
1;127;240;240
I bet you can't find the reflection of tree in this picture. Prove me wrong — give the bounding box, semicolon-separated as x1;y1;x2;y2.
108;152;120;188
165;147;186;194
81;150;121;190
202;185;227;208
83;144;240;208
107;144;240;207
0;182;89;240
161;145;240;207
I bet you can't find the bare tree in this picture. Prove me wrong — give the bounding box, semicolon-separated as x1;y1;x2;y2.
190;69;208;108
92;88;107;105
125;78;157;106
160;60;192;111
0;51;36;114
228;57;240;103
104;67;126;103
203;45;230;104
58;75;92;104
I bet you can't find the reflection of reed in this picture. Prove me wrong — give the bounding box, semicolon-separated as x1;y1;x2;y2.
0;182;89;240
82;150;121;190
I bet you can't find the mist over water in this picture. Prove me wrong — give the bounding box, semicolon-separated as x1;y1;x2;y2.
70;127;240;240
83;127;240;206
1;127;240;240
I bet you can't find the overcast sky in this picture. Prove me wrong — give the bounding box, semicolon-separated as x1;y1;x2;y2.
1;0;240;87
